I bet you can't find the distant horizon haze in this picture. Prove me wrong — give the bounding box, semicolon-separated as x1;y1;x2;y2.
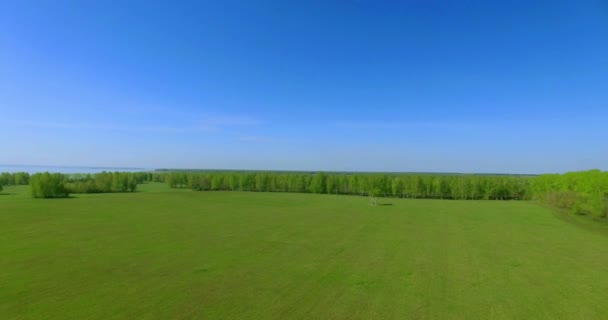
0;163;571;176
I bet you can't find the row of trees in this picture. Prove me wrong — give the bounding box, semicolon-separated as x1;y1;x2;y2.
28;172;147;198
18;169;608;217
165;170;607;216
530;170;608;217
64;172;140;193
0;172;31;186
166;172;533;200
1;172;32;193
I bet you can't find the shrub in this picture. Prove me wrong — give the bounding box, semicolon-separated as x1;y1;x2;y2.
29;172;69;198
64;172;138;193
543;191;579;210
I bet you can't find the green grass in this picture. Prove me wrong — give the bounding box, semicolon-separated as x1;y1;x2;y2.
2;183;608;319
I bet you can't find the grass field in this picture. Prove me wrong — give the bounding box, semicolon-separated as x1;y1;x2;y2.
2;183;608;319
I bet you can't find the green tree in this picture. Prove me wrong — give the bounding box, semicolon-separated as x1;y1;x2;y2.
326;174;340;194
191;174;211;191
13;172;30;185
1;172;13;185
29;172;69;198
309;172;327;194
391;177;404;197
227;174;240;191
255;173;270;192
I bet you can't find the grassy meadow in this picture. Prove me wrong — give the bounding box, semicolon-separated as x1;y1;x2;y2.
1;183;608;319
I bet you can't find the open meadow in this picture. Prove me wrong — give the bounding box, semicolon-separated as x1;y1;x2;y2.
4;1;608;318
2;183;608;319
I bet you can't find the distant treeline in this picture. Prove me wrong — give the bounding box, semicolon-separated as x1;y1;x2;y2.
165;172;532;200
2;170;606;218
164;170;608;217
63;172;141;194
3;172;163;198
0;172;31;186
0;172;30;192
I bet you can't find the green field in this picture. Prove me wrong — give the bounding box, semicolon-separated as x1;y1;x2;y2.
1;183;608;319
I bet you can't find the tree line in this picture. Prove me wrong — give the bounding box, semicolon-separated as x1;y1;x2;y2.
6;169;606;218
0;172;31;186
530;170;608;217
0;172;31;193
165;170;608;217
25;172;152;198
63;172;140;194
165;172;533;200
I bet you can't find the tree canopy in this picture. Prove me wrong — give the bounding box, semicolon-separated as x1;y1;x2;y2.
29;172;69;198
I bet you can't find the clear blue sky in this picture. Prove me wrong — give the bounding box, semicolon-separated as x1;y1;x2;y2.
1;1;607;173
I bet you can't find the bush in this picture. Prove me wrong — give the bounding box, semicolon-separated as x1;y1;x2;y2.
64;172;138;193
29;172;69;198
543;191;579;210
531;170;608;218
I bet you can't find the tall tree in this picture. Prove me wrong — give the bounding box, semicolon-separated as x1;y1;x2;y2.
309;172;327;194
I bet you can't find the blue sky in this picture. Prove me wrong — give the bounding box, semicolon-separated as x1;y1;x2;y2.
1;1;607;173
